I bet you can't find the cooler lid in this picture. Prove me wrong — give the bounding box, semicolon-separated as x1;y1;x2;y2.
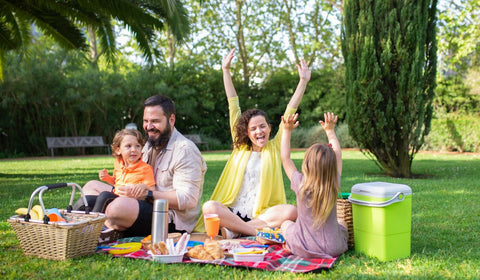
351;181;412;198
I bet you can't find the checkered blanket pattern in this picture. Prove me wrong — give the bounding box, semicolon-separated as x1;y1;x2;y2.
98;237;337;273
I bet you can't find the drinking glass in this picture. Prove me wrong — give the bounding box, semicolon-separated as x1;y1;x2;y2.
204;214;220;240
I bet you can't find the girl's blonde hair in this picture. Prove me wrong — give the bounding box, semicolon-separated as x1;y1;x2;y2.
111;129;145;159
299;143;339;228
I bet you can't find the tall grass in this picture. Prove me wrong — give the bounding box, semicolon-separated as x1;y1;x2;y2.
1;150;479;279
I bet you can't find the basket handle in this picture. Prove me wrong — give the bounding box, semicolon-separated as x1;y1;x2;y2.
45;183;69;189
25;183;90;224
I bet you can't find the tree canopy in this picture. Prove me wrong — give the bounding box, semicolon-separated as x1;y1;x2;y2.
0;0;189;79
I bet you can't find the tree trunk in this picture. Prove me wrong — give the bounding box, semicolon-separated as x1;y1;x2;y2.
235;0;250;89
167;27;176;70
87;25;99;69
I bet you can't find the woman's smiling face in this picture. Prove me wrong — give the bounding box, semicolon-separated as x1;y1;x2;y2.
247;115;271;152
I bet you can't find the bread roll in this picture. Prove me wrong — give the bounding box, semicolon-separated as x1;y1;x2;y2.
186;245;214;260
149;241;169;255
204;239;224;260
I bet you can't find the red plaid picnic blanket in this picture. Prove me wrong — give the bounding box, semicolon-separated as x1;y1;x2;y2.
98;237;337;273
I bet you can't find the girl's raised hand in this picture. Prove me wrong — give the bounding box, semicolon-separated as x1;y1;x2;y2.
319;112;338;131
222;48;235;71
282;113;300;131
296;59;311;82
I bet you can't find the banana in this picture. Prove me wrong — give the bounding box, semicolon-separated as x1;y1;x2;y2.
14;205;45;220
29;207;39;220
32;205;44;220
15;207;29;216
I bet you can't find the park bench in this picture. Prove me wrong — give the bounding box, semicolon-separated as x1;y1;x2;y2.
46;136;111;157
184;134;209;151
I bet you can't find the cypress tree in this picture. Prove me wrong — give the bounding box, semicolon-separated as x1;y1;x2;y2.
341;0;438;177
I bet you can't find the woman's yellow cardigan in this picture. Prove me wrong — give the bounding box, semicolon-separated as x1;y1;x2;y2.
194;97;297;232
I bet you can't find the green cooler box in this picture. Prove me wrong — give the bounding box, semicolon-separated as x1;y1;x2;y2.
349;182;412;261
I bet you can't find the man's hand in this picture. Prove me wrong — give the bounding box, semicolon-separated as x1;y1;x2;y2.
116;184;149;199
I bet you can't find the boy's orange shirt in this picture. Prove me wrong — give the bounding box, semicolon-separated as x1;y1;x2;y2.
112;157;156;193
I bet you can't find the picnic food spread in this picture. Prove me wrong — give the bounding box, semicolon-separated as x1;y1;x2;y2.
106;234;280;263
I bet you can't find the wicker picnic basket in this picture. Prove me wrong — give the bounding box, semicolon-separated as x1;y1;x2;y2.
337;194;354;247
8;183;106;260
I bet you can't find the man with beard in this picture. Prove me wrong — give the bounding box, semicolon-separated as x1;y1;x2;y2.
74;95;207;240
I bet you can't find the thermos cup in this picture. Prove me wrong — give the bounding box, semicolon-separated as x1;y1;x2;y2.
151;199;168;244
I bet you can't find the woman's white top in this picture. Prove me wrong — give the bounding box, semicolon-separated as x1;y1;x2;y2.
231;152;262;219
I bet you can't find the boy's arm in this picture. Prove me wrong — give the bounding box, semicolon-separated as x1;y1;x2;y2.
281;114;300;181
99;168;115;185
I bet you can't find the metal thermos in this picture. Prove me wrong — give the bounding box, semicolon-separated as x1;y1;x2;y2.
151;199;168;244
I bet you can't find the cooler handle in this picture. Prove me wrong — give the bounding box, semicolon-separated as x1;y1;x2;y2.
348;192;405;207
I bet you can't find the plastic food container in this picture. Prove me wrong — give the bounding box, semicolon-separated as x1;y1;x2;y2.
150;251;186;263
349;182;412;261
231;248;267;262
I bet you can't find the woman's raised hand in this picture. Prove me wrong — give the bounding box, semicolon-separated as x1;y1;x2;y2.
296;59;311;82
222;48;235;71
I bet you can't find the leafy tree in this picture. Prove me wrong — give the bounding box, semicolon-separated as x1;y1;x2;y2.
342;0;438;177
435;0;480;114
0;0;189;79
437;0;480;74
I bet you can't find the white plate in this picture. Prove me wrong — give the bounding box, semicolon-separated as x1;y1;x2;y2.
230;248;267;262
149;250;187;263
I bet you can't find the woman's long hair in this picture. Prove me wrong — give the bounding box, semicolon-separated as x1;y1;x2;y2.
233;109;270;149
299;143;339;228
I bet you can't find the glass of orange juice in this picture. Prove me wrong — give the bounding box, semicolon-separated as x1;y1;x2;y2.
204;214;220;240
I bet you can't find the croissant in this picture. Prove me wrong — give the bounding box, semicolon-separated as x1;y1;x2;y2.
187;245;214;260
204;239;224;260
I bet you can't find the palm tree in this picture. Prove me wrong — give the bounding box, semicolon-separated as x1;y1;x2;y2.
0;0;190;79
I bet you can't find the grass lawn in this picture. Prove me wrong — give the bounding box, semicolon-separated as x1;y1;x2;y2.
1;150;479;279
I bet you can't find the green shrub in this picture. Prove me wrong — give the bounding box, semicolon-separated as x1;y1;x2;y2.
423;113;480;152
